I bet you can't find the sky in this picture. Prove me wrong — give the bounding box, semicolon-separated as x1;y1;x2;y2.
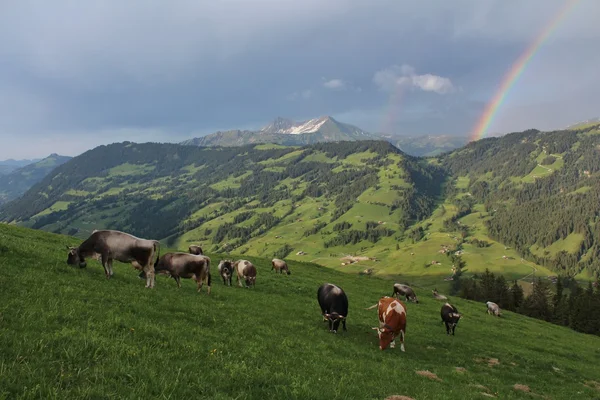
1;0;599;159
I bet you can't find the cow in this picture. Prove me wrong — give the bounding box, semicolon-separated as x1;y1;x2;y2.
188;245;203;255
366;296;407;351
486;301;501;316
317;283;348;333
144;252;212;293
218;259;234;286
233;259;257;288
392;283;419;303
271;258;291;275
432;288;448;300
66;229;160;288
440;302;462;335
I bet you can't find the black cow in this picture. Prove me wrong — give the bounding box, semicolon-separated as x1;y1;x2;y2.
218;259;234;286
317;283;348;333
440;302;462;335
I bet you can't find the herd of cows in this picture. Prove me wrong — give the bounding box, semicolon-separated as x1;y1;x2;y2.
65;229;503;351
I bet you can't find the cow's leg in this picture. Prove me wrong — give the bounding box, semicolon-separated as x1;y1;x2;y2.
107;259;114;277
143;263;155;289
101;253;110;278
445;322;450;335
390;339;396;349
399;330;405;352
237;274;243;287
342;318;347;331
196;275;203;292
175;276;181;288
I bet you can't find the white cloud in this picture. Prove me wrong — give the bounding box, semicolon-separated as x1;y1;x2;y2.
373;64;455;94
323;79;346;90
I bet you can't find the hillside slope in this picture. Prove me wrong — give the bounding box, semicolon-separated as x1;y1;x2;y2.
435;125;600;280
0;153;71;204
1;224;599;399
0;141;444;273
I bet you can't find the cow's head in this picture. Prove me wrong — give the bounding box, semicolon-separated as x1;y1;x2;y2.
286;269;291;275
449;312;462;327
66;246;86;268
324;312;345;333
373;325;395;350
245;276;256;287
411;295;419;304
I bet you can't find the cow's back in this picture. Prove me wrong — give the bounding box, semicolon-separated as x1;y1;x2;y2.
378;297;406;332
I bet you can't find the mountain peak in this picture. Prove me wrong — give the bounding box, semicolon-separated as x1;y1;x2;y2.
260;115;339;135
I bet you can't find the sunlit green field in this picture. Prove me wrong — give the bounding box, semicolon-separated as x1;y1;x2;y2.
1;224;599;399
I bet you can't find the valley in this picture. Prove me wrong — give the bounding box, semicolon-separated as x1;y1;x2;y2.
2;123;599;292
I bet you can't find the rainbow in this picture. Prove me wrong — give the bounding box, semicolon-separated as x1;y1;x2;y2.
470;0;580;142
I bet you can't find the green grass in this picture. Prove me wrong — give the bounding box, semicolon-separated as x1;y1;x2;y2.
32;201;71;217
108;163;155;177
1;224;600;399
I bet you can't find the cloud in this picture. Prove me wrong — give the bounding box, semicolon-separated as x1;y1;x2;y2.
373;64;455;94
323;79;346;90
0;0;599;158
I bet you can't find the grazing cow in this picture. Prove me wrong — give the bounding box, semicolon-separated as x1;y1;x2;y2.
234;259;257;288
486;301;501;316
432;288;448;300
366;296;407;351
271;258;291;275
66;229;160;288
317;283;348;333
188;245;203;255
440;303;462;335
218;259;234;286
145;252;211;293
392;283;419;303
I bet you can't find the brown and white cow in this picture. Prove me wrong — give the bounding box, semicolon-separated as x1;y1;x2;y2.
234;259;256;288
66;229;160;288
188;245;203;255
271;258;291;275
367;296;407;351
151;253;211;293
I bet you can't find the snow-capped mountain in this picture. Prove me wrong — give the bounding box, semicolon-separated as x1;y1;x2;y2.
180;116;377;147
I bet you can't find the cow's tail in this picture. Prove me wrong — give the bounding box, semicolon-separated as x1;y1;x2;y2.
153;240;161;269
365;303;378;310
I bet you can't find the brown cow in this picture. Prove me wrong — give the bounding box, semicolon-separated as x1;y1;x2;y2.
234;259;256;288
188;245;203;255
367;296;407;351
271;258;291;275
66;229;160;288
151;252;211;293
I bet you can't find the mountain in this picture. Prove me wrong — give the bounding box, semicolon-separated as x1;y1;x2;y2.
0;158;41;175
381;134;469;157
0;141;446;269
181;115;467;157
180;116;379;147
2;123;600;281
0;154;72;205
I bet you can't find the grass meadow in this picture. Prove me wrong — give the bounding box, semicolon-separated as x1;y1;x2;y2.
1;224;600;399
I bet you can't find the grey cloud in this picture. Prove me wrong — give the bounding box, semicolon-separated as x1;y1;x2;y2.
0;0;599;158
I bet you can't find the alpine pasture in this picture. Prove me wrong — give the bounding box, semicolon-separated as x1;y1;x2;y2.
1;224;599;399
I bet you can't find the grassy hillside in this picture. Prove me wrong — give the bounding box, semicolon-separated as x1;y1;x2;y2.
1;126;599;285
1;224;599;399
0;153;71;205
